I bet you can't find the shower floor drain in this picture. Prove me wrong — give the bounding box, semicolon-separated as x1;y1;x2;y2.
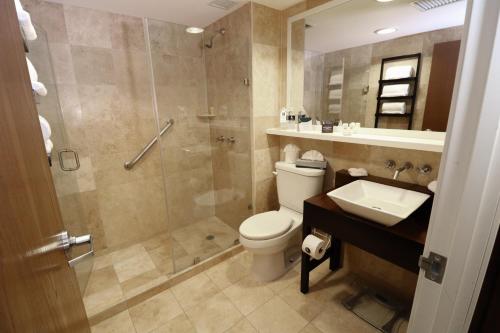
206;235;215;240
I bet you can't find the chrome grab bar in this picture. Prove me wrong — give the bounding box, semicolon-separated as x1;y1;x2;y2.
124;119;174;170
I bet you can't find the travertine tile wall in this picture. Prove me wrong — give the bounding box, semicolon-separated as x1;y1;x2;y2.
204;4;254;230
251;3;282;213
303;50;324;117
26;0;167;253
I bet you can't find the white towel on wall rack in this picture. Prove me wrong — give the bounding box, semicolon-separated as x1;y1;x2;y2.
381;84;409;97
14;0;37;41
385;65;414;80
381;102;406;114
328;89;342;99
26;57;47;96
329;73;343;85
38;115;52;141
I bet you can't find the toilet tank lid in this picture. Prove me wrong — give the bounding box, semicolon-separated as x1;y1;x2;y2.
275;161;325;177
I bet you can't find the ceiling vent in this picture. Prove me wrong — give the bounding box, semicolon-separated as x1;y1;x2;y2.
411;0;462;12
208;0;239;10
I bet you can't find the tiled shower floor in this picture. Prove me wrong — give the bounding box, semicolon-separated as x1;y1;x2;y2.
83;216;239;317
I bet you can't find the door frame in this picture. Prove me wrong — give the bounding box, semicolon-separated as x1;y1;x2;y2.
408;0;500;331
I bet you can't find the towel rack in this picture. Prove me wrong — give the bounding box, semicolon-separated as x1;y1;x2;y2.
124;119;174;170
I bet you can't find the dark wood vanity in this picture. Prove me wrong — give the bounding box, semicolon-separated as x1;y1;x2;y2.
300;170;433;293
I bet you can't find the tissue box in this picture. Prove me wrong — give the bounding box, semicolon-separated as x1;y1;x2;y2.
296;159;327;169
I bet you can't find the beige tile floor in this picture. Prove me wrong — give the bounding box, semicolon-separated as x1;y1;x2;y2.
90;251;390;333
83;216;239;317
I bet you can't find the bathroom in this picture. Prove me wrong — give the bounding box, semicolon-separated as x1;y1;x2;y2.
1;0;500;332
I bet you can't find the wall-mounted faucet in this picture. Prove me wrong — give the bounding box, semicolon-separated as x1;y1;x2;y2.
385;160;413;180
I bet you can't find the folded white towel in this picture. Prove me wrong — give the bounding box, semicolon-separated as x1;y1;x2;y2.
14;0;37;40
32;81;47;96
381;84;410;97
348;168;368;177
427;180;437;193
329;73;343;85
381;102;406;114
385;65;414;80
38;115;51;141
26;57;48;96
302;150;324;162
45;139;53;154
26;57;37;81
328;89;342;99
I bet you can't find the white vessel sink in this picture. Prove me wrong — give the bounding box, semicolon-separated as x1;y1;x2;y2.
327;180;430;226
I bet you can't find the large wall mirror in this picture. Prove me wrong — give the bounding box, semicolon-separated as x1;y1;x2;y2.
287;0;466;132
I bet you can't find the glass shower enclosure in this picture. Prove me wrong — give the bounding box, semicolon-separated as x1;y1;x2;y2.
28;3;253;309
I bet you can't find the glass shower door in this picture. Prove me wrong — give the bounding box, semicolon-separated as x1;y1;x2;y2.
145;3;253;273
28;25;93;294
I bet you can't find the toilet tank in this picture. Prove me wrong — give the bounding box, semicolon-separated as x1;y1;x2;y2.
275;162;325;214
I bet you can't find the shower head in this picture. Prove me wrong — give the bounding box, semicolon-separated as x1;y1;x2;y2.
205;28;226;48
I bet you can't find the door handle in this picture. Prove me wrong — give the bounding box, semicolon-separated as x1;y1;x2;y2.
60;231;94;267
58;149;80;171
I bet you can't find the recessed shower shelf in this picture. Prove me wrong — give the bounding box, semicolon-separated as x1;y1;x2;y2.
197;114;216;119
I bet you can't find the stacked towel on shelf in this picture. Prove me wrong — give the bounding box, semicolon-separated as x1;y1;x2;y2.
14;0;37;40
381;84;409;97
381;102;406;114
329;73;343;85
328;89;342;99
385;65;414;79
26;57;47;96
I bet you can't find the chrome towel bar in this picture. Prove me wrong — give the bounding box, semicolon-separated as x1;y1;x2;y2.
124;118;174;170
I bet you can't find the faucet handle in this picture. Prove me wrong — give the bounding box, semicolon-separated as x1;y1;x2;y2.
385;160;396;169
403;162;414;170
416;164;432;174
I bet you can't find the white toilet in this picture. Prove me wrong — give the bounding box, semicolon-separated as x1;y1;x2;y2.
239;162;325;281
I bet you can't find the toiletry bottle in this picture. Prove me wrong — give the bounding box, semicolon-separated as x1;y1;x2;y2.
280;108;288;129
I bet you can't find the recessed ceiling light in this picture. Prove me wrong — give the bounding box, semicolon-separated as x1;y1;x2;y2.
186;27;204;34
374;27;398;35
376;0;394;2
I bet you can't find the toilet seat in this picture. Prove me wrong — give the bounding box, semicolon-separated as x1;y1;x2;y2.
239;211;293;240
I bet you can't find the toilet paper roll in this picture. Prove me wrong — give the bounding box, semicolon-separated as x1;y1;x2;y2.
302;234;326;260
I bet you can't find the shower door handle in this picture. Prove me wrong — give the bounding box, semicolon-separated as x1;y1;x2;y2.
60;231;94;267
58;149;80;171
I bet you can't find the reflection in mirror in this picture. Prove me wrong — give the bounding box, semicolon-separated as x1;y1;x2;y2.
289;0;466;132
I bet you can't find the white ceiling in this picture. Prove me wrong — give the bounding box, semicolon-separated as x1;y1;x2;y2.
305;0;466;53
47;0;303;27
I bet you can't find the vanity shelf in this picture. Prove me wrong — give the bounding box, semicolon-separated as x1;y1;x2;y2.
266;127;445;152
300;170;433;293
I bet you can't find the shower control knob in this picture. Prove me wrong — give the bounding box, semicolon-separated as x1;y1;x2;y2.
216;136;225;142
227;137;236;144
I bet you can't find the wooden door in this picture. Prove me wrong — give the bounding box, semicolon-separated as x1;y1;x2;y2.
0;0;90;331
421;40;461;131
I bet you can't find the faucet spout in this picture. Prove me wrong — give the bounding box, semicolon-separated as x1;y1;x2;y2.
392;162;413;180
